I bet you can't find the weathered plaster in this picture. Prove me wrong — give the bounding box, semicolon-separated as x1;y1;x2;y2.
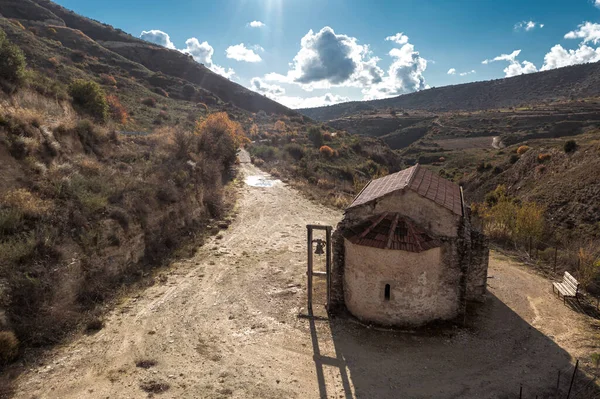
344;240;461;326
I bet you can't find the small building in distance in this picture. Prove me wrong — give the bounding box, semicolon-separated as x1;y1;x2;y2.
331;164;489;327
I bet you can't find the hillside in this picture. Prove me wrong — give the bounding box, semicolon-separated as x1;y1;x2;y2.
301;61;600;120
0;0;294;118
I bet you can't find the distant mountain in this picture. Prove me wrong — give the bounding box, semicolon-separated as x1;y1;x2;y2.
0;0;294;116
300;61;600;121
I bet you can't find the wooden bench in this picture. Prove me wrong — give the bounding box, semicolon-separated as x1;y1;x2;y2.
552;271;580;304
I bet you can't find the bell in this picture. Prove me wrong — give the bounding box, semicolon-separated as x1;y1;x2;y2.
314;240;325;255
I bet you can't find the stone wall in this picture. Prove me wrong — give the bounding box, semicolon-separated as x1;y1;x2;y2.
344;241;461;326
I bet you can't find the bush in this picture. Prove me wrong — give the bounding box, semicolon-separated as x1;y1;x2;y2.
537;153;551;163
141;97;157;107
509;154;519;164
100;74;117;86
323;132;333;141
308;126;324;148
564;140;577;153
0;28;27;91
69;80;109;122
516;145;530;155
319;145;335;158
195;112;249;169
182;84;195;100
0;331;19;364
106;95;128;124
251;145;277;161
284;143;305;160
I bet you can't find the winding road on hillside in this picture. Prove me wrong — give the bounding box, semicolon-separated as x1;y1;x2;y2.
10;157;598;398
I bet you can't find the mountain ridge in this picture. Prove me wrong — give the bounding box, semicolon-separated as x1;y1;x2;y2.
300;61;600;120
1;0;295;116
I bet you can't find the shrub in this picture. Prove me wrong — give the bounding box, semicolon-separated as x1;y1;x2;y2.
319;145;335;158
251;145;277;161
70;50;86;63
141;97;157;107
509;154;519;164
153;87;169;97
0;331;19;364
182;84;195;100
564;140;577;153
100;74;117;86
284;143;305;160
537;153;551;163
69;80;108;122
308;126;324;147
323;132;333;141
516;145;530;155
274;120;287;132
106;95;128;124
195;112;249;169
0;28;27;91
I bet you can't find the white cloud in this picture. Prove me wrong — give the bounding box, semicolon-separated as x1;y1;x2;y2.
504;61;537;77
249;77;347;108
182;38;235;79
226;43;262;63
248;21;265;28
362;41;428;100
538;21;600;71
540;44;600;70
482;49;537;77
564;22;600;45
385;33;409;45
514;21;543;31
447;68;475;77
264;27;383;90
595;0;600;8
140;30;176;49
250;77;284;96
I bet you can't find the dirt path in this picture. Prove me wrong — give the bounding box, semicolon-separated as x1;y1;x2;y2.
11;162;599;399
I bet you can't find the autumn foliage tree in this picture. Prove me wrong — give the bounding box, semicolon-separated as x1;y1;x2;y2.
195;112;249;169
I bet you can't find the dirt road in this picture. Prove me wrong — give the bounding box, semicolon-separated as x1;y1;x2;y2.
11;161;599;398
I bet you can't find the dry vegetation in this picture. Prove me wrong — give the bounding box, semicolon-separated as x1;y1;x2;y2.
0;67;242;363
246;118;401;209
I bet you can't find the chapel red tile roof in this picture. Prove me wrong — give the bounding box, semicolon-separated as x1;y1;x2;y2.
348;164;463;216
343;212;441;252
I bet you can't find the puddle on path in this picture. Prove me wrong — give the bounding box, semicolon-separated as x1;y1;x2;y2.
245;175;281;188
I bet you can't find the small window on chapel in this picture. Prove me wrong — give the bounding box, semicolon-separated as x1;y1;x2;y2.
384;284;391;301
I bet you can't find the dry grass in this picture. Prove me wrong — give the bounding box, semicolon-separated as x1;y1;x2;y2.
1;188;52;218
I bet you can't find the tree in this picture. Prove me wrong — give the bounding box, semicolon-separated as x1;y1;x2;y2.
307;126;323;147
195;112;249;169
0;29;26;91
514;201;545;245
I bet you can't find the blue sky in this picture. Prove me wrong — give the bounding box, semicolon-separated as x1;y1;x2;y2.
54;0;600;108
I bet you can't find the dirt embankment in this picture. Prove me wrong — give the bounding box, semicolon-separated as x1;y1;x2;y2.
7;161;599;399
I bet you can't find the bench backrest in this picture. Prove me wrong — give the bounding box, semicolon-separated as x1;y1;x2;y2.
563;271;580;292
